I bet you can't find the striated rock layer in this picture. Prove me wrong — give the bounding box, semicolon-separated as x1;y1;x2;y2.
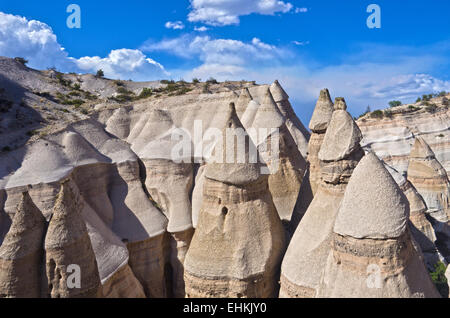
407;137;450;261
280;98;364;297
317;153;440;298
184;103;285;298
0;192;46;297
385;164;442;269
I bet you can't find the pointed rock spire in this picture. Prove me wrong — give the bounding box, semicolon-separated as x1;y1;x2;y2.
235;87;253;118
309;89;334;132
407;137;450;262
280;96;364;298
270;80;289;102
307;89;335;194
333;97;347;110
410;137;435;159
253;87;285;129
185;103;286;297
318;100;363;162
45;179;102;298
0;192;46;297
334;152;409;238
317;152;440;297
205;102;262;185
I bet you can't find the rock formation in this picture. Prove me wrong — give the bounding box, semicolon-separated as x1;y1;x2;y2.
270;80;310;157
110;160;168;298
407;137;450;261
280;97;364;297
44;179;102;298
243;88;307;228
385;164;442;269
235;87;253;118
184;103;285;298
307;89;334;195
0;192;46;297
317;152;440;298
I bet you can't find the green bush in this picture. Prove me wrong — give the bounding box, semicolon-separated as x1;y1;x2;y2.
425;103;438;113
370;110;384;119
96;69;104;78
137;87;153;99
389;100;402;108
384;110;393;118
416;97;422;103
429;262;448;297
192;78;200;84
408;105;419;112
206;77;218;84
14;57;28;65
161;79;175;84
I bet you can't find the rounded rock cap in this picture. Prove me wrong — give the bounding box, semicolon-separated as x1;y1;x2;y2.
334;97;347;110
318;108;362;162
334;152;409;239
309;89;334;132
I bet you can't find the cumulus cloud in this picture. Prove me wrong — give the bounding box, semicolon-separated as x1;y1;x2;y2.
295;7;308;13
0;12;70;70
0;12;167;80
165;21;185;30
142;35;288;78
73;49;168;81
194;26;209;32
187;0;294;26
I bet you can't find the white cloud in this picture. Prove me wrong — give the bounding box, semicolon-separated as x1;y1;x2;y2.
73;49;168;81
165;21;185;30
142;35;287;78
0;12;70;70
0;12;167;81
292;40;309;46
295;7;308;13
188;0;294;26
194;26;209;32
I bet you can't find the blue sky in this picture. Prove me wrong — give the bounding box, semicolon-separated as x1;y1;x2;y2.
1;0;450;123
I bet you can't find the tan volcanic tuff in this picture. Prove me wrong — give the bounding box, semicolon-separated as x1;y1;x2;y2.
243;88;307;226
270;80;310;158
307;89;334;195
407;137;450;261
184;103;286;298
235;87;253;118
317;153;440;298
110;160;168;298
357;95;450;176
0;192;46;297
385;164;442;269
44;179;102;298
280;99;364;298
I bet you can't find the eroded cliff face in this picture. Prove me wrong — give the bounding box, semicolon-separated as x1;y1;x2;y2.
0;56;447;298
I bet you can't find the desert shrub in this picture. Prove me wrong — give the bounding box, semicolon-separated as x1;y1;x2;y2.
80;109;89;115
137;87;153;99
56;73;72;87
389;100;402;108
116;87;134;95
96;69;104;78
416;97;422;103
113;80;124;87
384;110;393;118
370;110;384;119
202;83;210;94
206;77;218;84
438;91;447;97
429;262;448;297
425;103;438;113
408;105;419;112
161;80;175;84
422;94;433;102
192;78;200;84
14;57;28;65
72;83;81;90
62;99;84;107
437;133;445;138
